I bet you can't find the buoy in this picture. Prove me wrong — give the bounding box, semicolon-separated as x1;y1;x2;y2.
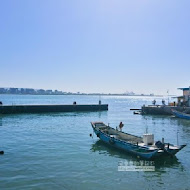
0;151;4;155
89;133;92;137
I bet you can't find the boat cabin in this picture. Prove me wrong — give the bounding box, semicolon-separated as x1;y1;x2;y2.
176;87;190;107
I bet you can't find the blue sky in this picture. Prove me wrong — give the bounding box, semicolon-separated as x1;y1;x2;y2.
0;0;190;95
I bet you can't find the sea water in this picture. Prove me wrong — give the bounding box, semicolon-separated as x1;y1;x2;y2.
0;95;189;190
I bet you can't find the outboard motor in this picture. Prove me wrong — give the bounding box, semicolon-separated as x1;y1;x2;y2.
156;141;173;156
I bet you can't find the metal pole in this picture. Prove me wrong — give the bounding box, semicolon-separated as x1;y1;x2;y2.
99;95;101;105
145;118;148;133
177;131;179;146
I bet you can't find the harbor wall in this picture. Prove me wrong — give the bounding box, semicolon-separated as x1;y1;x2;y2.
0;104;108;114
141;105;190;115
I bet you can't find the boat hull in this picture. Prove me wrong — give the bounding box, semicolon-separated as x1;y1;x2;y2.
91;122;186;160
92;126;161;160
172;110;190;120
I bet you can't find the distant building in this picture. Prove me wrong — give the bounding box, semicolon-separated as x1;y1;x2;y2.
9;88;19;94
20;88;25;94
0;88;6;94
54;90;63;95
25;88;35;94
46;90;53;95
37;89;45;94
176;87;190;107
0;87;66;95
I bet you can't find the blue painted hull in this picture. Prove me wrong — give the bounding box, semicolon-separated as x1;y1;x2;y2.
92;126;161;160
172;110;190;120
91;122;186;160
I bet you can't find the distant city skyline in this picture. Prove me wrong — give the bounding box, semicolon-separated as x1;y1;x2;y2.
0;86;187;96
0;87;151;95
0;0;190;96
0;87;181;96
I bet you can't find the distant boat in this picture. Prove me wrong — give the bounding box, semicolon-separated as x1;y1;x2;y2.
172;109;190;120
133;110;142;115
91;122;186;160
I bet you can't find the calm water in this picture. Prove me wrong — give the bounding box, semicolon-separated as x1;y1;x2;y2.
0;95;190;190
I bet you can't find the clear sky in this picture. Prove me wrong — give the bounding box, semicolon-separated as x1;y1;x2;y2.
0;0;190;95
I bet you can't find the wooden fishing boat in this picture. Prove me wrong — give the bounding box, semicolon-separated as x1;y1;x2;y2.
91;122;186;160
172;109;190;120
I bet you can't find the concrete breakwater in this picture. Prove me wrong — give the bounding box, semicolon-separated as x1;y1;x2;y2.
0;104;108;114
142;105;190;115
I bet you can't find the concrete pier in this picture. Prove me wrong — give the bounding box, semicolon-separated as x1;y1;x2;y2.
0;104;108;114
141;105;190;115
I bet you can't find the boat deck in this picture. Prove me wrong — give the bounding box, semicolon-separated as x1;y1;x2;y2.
93;122;143;144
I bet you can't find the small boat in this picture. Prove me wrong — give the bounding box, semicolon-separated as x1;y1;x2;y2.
172;109;190;120
91;122;186;160
133;110;142;115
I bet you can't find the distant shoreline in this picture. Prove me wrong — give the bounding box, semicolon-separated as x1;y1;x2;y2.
0;93;164;97
0;87;167;97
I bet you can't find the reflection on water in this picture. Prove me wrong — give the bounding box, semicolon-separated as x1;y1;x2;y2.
91;139;136;160
91;140;183;171
0;95;189;190
0;110;108;118
142;114;190;127
0;117;2;126
175;118;190;127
